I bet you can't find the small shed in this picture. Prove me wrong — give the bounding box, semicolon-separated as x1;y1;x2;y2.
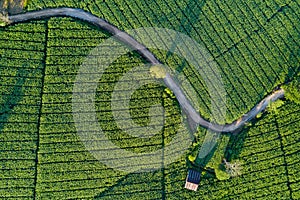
185;169;201;191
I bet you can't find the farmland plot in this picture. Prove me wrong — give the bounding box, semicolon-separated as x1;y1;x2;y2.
0;0;299;199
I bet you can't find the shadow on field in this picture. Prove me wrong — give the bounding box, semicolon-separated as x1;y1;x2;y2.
165;0;206;73
225;128;248;161
284;49;300;84
0;68;27;132
94;171;162;199
94;173;130;199
94;1;207;197
225;110;271;161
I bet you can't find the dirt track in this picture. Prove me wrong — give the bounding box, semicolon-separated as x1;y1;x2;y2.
164;73;285;132
8;8;286;133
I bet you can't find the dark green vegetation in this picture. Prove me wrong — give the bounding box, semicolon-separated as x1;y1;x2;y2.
0;0;299;199
283;72;300;104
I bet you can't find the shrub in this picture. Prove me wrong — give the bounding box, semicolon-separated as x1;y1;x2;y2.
267;99;285;114
150;65;166;79
283;74;300;104
0;12;10;26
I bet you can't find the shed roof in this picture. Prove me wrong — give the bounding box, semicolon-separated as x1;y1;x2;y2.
186;169;201;184
185;169;201;191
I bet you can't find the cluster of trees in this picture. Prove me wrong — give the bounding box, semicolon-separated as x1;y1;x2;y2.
187;133;243;181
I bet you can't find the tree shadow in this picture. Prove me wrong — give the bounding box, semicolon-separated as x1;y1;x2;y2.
94;173;130;199
224;110;270;161
94;170;163;199
284;49;300;84
165;0;207;73
0;67;28;132
94;1;208;197
226;49;300;161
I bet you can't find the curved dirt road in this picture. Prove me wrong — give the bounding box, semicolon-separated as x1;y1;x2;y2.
7;8;285;133
164;72;284;132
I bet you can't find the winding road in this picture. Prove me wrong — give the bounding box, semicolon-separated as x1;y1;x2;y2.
5;8;285;133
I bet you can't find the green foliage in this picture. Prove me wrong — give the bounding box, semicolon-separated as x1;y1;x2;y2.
267;99;285;114
256;112;262;119
186;127;207;168
224;159;243;177
205;135;231;180
0;12;10;26
24;0;29;7
164;88;176;99
150;64;167;79
0;21;6;26
187;143;200;163
283;74;300;104
188;154;196;162
215;166;231;180
0;0;299;199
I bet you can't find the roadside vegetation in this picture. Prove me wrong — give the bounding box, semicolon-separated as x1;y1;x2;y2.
283;73;300;104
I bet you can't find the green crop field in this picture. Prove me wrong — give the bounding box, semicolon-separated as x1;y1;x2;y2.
0;0;299;199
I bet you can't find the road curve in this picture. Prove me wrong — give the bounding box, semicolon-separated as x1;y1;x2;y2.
7;8;285;133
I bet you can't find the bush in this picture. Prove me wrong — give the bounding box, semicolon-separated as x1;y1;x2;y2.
150;65;166;79
283;74;300;104
215;166;231;180
267;99;285;114
0;12;9;26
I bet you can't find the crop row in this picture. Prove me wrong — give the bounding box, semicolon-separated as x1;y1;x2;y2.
42;0;294;124
32;15;178;199
1;0;299;199
163;102;298;199
0;19;46;198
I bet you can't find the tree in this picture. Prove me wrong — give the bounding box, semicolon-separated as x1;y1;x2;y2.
223;159;243;177
0;12;9;26
282;73;300;104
